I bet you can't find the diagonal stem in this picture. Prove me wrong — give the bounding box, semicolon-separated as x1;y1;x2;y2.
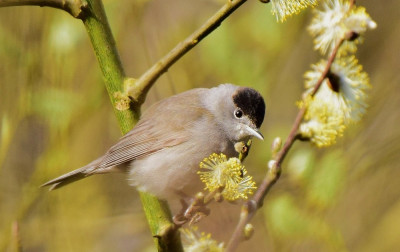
225;37;346;252
128;0;248;106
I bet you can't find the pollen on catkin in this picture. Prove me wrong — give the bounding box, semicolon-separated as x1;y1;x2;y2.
198;153;256;201
181;226;224;252
308;0;376;55
299;96;346;147
271;0;318;22
304;56;371;124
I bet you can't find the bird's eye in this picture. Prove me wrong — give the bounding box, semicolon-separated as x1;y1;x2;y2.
234;109;243;119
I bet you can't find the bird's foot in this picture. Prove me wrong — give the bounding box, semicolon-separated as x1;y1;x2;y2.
173;193;210;227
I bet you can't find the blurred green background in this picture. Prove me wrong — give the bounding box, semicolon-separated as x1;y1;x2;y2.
1;0;399;251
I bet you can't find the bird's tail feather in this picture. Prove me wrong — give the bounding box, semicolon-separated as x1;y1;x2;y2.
41;157;112;190
41;166;93;190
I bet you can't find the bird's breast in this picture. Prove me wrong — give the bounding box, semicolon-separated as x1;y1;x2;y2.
127;130;236;201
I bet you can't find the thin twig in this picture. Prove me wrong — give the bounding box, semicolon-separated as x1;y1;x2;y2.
310;38;344;97
225;37;346;252
0;0;87;18
128;0;248;106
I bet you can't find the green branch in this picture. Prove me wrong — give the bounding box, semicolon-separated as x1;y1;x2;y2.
0;0;87;18
81;0;182;251
81;0;138;132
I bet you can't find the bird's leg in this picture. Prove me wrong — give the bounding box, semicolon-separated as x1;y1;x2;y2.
184;192;211;225
172;186;226;226
173;198;190;226
172;192;212;226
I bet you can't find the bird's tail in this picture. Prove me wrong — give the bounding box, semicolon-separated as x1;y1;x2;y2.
41;157;112;190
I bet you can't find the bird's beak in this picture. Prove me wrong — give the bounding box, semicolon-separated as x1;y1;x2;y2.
244;125;264;140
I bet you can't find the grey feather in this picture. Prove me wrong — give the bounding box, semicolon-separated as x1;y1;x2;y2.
41;157;103;190
42;88;207;190
41;84;266;197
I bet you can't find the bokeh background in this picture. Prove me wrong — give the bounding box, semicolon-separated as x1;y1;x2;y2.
1;0;399;251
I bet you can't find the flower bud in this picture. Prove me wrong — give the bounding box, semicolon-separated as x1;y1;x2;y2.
268;160;277;170
244;223;255;240
271;137;282;153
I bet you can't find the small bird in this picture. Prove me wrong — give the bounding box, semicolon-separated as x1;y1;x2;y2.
42;84;265;200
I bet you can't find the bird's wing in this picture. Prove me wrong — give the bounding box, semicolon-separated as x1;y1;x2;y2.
40;120;187;190
41;88;213;190
96;120;189;169
95;89;210;170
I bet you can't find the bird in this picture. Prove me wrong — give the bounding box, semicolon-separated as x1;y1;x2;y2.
42;84;266;201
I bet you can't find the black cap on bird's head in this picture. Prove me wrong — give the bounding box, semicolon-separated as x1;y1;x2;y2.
204;84;266;141
232;87;266;128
